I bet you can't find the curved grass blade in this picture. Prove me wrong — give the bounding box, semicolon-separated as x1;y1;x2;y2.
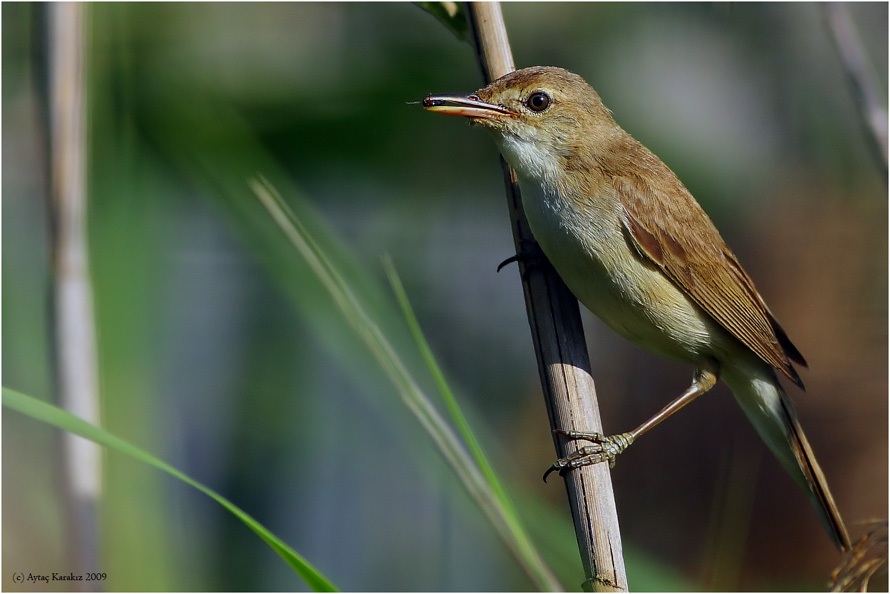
3;387;338;592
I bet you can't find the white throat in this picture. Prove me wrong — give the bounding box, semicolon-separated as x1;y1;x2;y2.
492;133;563;193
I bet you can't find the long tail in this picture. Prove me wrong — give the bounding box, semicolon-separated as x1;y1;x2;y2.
724;365;851;550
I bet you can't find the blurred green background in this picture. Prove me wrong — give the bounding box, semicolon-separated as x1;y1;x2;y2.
4;2;887;591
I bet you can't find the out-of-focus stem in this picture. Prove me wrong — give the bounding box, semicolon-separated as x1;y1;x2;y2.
48;2;102;582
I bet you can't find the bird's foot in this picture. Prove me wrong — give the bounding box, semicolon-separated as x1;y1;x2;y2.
496;239;545;274
543;430;634;481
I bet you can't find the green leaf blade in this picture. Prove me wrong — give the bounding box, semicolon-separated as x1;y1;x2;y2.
2;387;338;593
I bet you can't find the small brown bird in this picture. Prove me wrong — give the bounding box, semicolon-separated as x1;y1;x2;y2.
423;66;850;550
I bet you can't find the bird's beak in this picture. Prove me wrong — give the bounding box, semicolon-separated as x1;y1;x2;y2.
421;94;514;121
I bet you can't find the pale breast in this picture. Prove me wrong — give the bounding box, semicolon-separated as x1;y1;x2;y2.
518;177;726;366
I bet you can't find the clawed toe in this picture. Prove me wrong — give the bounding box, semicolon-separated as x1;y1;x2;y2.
543;431;634;481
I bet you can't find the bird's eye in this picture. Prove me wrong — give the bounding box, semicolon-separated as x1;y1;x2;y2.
525;91;551;112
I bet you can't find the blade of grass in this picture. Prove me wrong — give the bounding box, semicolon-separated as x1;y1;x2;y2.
381;254;552;577
2;387;338;593
250;177;562;591
382;255;503;490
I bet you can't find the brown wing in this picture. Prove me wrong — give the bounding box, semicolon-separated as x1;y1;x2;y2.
614;173;807;388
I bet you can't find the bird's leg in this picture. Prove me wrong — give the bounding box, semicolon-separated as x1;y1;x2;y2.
544;368;718;481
